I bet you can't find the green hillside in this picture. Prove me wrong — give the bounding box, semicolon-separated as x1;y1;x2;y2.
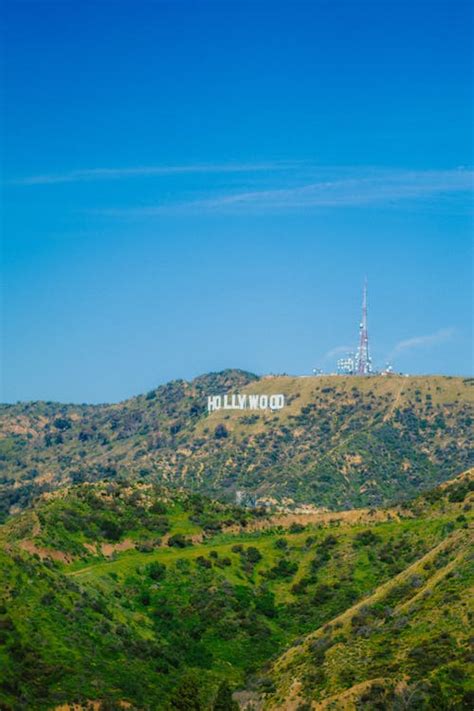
261;475;474;710
1;371;473;520
0;472;472;710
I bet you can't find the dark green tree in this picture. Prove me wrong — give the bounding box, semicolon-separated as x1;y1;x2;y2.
213;681;239;711
168;674;202;710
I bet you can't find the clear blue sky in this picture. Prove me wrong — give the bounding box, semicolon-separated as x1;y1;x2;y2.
2;0;473;403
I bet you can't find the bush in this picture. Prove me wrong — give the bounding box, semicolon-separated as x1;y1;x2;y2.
267;559;298;579
168;534;189;548
213;680;239;710
145;561;166;581
196;556;212;569
353;530;381;547
214;424;228;439
289;523;305;533
169;674;203;710
150;500;167;515
245;547;262;564
137;540;160;553
99;517;123;541
53;417;72;431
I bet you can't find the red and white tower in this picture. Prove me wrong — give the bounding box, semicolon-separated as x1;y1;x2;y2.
356;278;372;375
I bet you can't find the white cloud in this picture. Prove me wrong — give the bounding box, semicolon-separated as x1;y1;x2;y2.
92;167;473;216
182;170;473;211
323;345;355;360
390;328;455;359
9;161;296;186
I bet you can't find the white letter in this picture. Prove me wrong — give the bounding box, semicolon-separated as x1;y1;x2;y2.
276;394;285;409
208;396;218;412
270;395;285;410
270;394;285;409
259;395;268;409
249;395;259;409
238;394;247;409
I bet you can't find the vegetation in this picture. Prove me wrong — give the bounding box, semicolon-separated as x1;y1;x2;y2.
0;372;473;520
0;472;472;709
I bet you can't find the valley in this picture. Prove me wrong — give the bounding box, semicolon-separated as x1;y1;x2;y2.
0;471;472;709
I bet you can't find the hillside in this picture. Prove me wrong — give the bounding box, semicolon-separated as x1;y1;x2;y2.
0;371;473;520
0;472;472;710
260;475;474;710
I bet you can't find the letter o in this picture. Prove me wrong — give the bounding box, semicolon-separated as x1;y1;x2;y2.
269;395;278;409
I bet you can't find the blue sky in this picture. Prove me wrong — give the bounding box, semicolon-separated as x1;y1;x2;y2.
2;0;473;403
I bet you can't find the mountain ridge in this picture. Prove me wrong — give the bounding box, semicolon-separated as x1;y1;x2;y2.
0;370;474;516
1;371;472;520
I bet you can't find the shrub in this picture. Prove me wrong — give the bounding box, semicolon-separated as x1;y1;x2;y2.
145;561;166;581
353;529;381;547
267;559;298;579
213;680;239;710
53;417;72;431
168;534;188;548
214;424;228;439
245;547;262;564
196;556;212;569
150;500;167;515
289;523;305;533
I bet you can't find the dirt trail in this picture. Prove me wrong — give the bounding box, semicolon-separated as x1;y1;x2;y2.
244;506;398;532
383;380;405;422
53;702;131;711
100;538;135;556
18;539;72;563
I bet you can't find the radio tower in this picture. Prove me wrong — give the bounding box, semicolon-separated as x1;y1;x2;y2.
356;278;372;375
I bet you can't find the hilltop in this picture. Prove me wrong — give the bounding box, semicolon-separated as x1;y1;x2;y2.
0;471;472;710
1;370;472;520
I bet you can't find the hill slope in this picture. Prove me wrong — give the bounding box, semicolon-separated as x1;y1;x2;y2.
1;371;472;519
0;472;472;710
262;536;473;710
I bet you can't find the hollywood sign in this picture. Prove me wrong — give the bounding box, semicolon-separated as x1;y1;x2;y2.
207;393;285;412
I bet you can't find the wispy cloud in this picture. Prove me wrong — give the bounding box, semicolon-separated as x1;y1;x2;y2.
10;161;297;186
390;328;455;360
323;345;355;360
93;167;473;216
181;169;473;210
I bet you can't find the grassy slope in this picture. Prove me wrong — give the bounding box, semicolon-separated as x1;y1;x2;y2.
1;372;473;519
0;473;472;710
261;474;474;710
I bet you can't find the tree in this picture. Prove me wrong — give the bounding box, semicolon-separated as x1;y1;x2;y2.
214;424;228;439
167;533;188;548
53;417;72;431
213;681;239;711
245;546;262;563
168;675;202;710
146;561;166;581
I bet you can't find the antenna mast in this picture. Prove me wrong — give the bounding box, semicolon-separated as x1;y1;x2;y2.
356;278;371;375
